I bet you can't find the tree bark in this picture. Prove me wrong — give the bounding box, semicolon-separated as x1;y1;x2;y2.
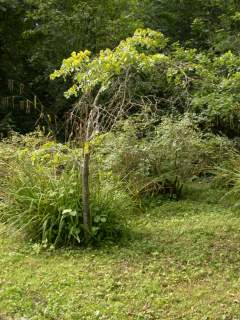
82;150;91;241
81;91;101;242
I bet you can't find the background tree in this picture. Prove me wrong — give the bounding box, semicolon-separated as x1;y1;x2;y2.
142;0;240;52
1;0;240;138
0;0;142;137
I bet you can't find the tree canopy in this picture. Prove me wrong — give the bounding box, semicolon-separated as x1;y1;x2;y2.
1;0;240;137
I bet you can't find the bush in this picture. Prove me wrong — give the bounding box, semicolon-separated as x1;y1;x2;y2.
0;133;133;246
96;115;236;200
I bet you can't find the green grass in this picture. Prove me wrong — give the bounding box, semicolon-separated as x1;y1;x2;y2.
1;185;240;320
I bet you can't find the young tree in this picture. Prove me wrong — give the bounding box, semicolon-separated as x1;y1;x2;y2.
50;28;168;240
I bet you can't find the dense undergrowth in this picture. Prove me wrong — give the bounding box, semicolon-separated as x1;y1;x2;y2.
1;28;240;247
0;132;133;246
1;115;240;247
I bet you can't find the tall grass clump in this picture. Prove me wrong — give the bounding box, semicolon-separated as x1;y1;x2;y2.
213;152;240;208
0;133;133;246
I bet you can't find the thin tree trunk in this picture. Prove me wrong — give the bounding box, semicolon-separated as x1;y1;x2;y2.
82;90;101;242
82;150;91;241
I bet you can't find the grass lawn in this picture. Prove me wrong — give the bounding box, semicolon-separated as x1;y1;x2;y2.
1;185;240;319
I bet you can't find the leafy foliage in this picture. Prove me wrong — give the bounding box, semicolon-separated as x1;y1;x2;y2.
0;133;133;246
95;114;236;202
143;0;240;52
2;1;240;137
94;116;206;199
0;0;142;136
51;30;240;137
50;28;168;98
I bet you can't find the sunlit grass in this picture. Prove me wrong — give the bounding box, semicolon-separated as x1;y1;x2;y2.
0;185;240;319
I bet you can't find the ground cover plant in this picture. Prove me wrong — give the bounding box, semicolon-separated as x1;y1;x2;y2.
1;185;240;319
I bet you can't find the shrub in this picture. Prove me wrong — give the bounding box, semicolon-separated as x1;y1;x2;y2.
96;115;236;200
0;133;133;246
96;116;202;198
199;134;236;174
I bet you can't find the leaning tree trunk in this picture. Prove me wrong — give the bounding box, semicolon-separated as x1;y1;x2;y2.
82;146;91;241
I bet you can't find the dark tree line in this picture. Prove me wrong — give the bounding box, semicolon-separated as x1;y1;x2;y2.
1;0;240;137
